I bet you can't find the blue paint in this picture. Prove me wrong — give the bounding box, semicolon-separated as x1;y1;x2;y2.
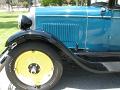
35;6;87;49
109;10;120;51
34;6;120;52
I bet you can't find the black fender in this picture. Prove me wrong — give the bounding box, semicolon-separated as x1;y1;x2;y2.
6;30;55;46
5;30;75;60
5;30;113;74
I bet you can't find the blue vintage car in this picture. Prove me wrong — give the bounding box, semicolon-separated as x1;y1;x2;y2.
0;0;120;90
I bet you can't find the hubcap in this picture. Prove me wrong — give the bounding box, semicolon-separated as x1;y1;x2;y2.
14;51;54;86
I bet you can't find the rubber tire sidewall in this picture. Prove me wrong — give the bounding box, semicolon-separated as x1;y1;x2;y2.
5;42;63;90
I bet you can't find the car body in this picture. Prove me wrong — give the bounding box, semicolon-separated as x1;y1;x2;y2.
5;0;120;73
1;0;120;89
30;1;120;52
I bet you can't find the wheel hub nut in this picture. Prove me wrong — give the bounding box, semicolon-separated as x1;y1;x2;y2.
28;63;40;74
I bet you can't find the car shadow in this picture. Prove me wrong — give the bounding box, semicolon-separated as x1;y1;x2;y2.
53;63;120;90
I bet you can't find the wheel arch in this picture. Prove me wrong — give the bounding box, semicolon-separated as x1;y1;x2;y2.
5;30;71;59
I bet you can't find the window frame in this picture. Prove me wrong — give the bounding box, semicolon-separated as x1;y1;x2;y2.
109;0;120;9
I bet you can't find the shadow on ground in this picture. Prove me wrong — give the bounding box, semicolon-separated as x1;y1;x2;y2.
53;63;120;90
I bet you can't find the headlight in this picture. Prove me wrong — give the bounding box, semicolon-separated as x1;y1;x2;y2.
18;15;32;30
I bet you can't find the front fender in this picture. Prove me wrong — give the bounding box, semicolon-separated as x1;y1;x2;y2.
5;30;72;56
6;30;52;46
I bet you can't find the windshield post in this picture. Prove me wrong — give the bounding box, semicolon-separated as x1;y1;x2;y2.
88;0;91;6
108;0;115;8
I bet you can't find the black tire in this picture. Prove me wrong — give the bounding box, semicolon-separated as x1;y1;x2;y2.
5;42;63;90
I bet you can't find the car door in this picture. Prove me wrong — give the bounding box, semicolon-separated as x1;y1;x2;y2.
109;0;120;51
86;6;112;52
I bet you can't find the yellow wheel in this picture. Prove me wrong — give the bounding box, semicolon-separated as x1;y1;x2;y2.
5;42;63;90
15;51;54;86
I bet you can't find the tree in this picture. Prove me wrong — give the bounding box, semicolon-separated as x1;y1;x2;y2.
41;0;64;6
40;0;89;6
18;0;29;7
6;0;13;11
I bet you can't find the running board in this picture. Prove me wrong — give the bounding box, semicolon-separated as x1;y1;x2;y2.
74;52;120;72
102;62;120;72
74;52;120;57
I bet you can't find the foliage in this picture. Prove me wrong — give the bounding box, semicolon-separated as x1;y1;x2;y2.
40;0;88;6
41;0;64;6
6;0;12;4
22;1;29;8
18;0;29;7
6;0;30;7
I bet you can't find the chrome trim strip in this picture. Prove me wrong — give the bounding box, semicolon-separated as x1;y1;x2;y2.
88;16;111;18
36;15;112;18
112;17;120;19
36;15;86;17
85;7;88;49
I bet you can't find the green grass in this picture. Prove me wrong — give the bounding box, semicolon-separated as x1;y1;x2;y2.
0;11;27;53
